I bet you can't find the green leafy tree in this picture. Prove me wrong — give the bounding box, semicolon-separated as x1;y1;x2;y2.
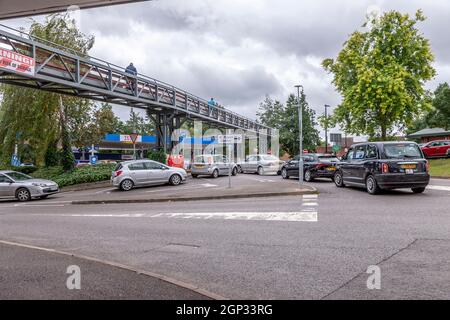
323;10;436;140
89;103;123;144
118;109;155;135
427;83;450;130
257;94;320;156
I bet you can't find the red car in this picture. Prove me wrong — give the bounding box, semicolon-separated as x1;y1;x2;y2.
420;140;450;158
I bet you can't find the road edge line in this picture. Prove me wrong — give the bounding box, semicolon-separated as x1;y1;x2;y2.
0;239;227;300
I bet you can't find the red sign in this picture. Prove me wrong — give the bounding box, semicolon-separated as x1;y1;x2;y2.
0;48;35;76
129;133;139;144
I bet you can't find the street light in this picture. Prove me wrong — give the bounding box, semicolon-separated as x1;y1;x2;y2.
324;104;331;154
295;84;304;187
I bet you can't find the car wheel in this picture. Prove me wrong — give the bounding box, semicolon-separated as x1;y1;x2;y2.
281;168;289;179
412;187;426;194
16;188;31;202
212;169;219;178
237;165;243;173
232;167;238;176
257;166;264;175
334;171;345;187
304;170;314;182
366;175;380;195
192;174;198;178
120;179;134;191
169;174;182;186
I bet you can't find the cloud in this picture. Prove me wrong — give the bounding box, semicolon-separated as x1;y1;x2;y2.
3;0;450;136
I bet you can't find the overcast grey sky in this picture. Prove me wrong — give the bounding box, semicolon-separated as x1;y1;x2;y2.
3;0;450;138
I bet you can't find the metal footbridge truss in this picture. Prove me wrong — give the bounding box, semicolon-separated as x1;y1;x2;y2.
0;25;272;150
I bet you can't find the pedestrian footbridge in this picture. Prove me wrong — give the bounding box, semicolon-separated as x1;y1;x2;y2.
0;24;272;150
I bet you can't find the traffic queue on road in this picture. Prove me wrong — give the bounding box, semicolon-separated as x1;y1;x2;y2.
0;140;434;202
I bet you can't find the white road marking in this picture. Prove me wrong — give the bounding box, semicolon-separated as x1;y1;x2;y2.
94;188;116;194
34;211;318;222
302;202;318;206
427;185;450;192
144;183;218;193
303;194;318;199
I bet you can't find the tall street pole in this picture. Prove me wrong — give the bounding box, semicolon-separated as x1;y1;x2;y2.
295;85;304;187
324;104;331;154
131;107;136;160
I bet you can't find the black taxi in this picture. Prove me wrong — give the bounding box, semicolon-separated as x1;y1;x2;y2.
334;142;430;195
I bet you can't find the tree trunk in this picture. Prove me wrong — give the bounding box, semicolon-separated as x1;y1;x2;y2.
381;124;387;141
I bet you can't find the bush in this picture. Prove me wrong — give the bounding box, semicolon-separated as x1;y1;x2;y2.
31;164;115;188
14;166;38;175
148;149;167;164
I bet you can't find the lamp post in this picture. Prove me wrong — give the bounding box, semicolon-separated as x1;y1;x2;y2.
131;107;136;160
295;84;304;187
324;104;331;154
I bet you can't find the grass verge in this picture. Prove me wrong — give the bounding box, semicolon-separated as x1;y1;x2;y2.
429;159;450;178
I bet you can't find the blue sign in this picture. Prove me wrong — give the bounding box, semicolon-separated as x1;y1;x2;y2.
11;154;21;167
89;155;98;165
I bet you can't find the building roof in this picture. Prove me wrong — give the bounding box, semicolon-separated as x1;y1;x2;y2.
408;128;450;138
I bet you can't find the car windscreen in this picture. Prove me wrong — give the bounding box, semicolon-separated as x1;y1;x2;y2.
194;155;213;163
261;155;279;161
383;143;423;159
5;171;33;181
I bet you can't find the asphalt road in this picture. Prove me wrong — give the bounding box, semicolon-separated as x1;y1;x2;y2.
1;174;450;299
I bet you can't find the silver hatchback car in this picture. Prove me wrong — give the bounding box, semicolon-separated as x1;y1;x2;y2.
0;171;59;201
191;154;238;178
237;154;284;175
111;159;187;191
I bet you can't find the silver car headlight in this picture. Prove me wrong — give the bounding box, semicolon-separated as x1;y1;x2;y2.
32;183;47;187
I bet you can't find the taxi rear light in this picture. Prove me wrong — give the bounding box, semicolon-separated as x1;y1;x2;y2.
381;163;389;173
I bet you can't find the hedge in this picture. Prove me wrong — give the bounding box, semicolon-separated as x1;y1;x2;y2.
31;164;116;188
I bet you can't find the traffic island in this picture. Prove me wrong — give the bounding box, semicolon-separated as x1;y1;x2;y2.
71;182;318;205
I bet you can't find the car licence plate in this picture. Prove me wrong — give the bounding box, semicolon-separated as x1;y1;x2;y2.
401;164;416;169
405;169;414;174
327;167;336;171
195;164;205;168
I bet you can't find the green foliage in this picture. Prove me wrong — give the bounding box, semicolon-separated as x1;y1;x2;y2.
118;109;155;135
427;83;450;130
257;94;320;156
147;149;167;164
45;140;60;167
32;164;115;188
12;166;38;175
323;10;436;140
407;82;450;134
60;109;75;172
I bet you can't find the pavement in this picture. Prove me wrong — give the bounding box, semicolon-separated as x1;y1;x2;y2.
1;175;450;299
0;242;211;300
